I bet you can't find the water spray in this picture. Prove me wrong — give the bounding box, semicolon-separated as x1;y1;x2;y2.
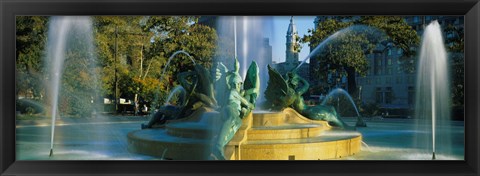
158;50;195;86
152;50;195;110
416;20;449;160
234;16;237;59
47;16;96;157
431;57;436;160
295;25;384;70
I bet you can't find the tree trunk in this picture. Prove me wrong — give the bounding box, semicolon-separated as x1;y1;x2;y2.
346;67;357;97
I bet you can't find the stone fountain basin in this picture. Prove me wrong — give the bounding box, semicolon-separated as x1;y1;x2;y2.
127;107;362;160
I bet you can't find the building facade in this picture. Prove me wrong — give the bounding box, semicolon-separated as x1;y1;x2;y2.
358;16;463;110
310;16;463;112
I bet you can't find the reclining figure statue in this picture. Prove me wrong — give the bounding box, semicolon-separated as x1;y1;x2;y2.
264;65;350;129
141;63;218;129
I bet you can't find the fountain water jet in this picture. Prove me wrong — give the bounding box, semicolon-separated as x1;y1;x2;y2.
321;88;366;127
214;16;271;105
321;88;360;117
164;86;186;106
294;25;385;71
242;16;248;78
415;20;451;160
152;50;196;109
46;16;96;156
160;50;196;81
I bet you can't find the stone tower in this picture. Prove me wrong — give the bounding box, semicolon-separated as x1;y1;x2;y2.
286;16;299;64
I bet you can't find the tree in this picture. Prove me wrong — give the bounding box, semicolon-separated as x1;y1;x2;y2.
358;16;419;73
55;18;100;117
16;16;218;115
142;16;217;70
93;16;217;110
444;24;464;107
302;16;419;96
16;16;48;99
141;16;217;108
94;16;151;99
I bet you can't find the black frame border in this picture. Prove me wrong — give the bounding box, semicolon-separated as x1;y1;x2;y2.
1;0;479;175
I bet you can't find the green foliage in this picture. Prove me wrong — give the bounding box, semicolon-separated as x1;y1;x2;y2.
133;77;166;107
93;16;153;97
16;114;49;120
16;99;44;115
358;16;419;57
444;24;464;106
358;16;419;73
302;16;419;95
16;16;48;99
57;26;99;117
16;16;217;116
93;16;217;111
143;17;217;71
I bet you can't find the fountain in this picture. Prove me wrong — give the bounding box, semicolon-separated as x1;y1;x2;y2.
46;16;97;156
213;16;271;104
415;21;452;160
321;88;367;127
14;16;464;161
129;52;261;160
127;17;363;160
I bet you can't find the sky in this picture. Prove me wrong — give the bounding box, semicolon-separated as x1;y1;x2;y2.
270;16;316;63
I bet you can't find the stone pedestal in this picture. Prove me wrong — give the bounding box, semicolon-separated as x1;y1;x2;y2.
127;107;361;160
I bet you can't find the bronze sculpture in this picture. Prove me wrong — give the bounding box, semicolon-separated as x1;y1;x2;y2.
264;65;350;128
141;64;218;129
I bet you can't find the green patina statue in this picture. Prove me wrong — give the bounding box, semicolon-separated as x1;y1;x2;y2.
264;65;350;128
142;64;218;129
141;57;260;160
212;58;259;160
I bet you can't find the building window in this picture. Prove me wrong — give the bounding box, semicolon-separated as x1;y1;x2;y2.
397;48;403;55
413;16;420;23
375;56;382;75
376;87;383;104
408;86;415;105
396;59;402;74
388;49;392;56
386;58;393;75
